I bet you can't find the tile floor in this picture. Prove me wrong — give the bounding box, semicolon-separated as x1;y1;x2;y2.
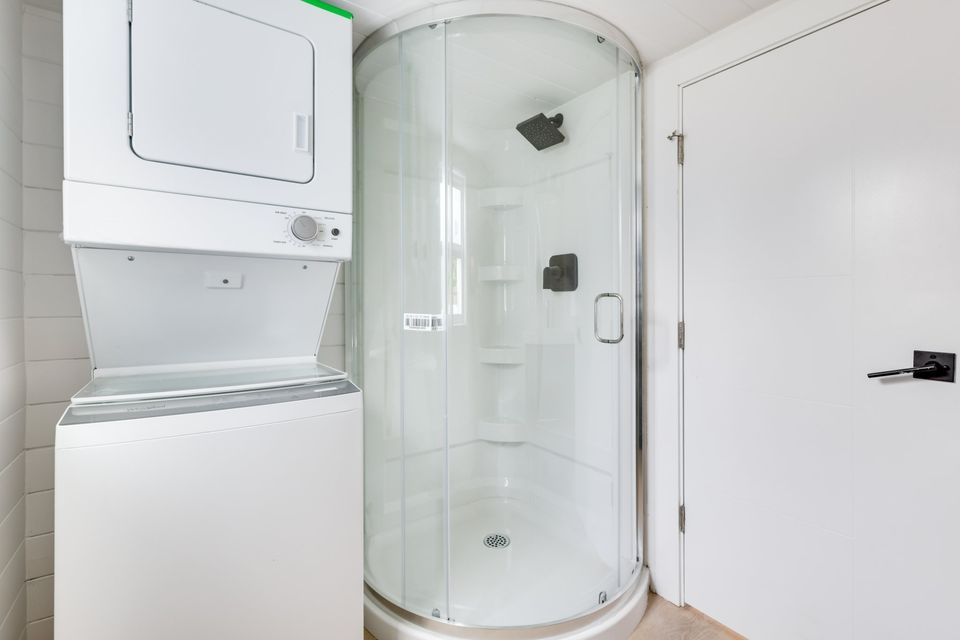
363;592;744;640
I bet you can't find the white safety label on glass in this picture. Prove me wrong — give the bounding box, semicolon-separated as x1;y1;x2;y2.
404;313;444;332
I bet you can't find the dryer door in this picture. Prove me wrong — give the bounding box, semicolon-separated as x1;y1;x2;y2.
130;0;315;183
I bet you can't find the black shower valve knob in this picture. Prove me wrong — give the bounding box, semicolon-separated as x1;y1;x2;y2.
542;253;578;292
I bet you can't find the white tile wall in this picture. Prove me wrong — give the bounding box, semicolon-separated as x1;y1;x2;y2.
22;276;74;319
0;172;20;228
19;60;57;108
24;359;87;406
0;0;25;638
19;11;57;64
0;547;26;636
0;366;24;431
0;413;23;473
22;533;49;580
21;189;58;233
24;616;48;640
24;318;85;362
0;272;22;321
23;576;48;623
0;220;21;273
21;404;58;451
0;458;24;530
20;146;58;191
1;590;26;640
0;321;23;371
22;491;49;539
22;449;48;494
21;6;66;633
21;233;68;276
319;268;348;371
0;125;20;183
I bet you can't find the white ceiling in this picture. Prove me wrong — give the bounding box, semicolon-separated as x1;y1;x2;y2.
344;0;780;62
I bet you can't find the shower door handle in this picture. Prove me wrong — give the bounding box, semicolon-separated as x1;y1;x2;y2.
594;293;624;344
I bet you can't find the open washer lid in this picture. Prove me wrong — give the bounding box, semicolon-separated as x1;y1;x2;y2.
71;360;347;405
73;247;345;404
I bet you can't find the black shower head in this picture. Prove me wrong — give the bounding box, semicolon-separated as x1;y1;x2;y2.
516;112;565;151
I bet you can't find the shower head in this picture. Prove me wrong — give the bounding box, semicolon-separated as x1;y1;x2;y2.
516;112;565;151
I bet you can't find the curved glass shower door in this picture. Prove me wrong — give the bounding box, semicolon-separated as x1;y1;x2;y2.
355;14;639;629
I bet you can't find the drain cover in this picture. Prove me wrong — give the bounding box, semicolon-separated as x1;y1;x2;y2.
483;533;511;549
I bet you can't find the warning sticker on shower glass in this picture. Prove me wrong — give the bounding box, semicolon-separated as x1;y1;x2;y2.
404;313;445;332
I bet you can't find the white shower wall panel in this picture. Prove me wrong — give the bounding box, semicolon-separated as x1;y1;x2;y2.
458;72;630;504
359;68;630;523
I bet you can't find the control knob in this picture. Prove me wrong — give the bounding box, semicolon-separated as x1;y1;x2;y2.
290;215;319;242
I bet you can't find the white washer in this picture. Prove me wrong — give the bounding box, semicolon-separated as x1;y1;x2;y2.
56;379;362;640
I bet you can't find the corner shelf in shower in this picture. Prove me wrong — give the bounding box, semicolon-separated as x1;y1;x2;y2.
478;265;523;282
477;418;526;444
478;347;524;365
476;187;523;211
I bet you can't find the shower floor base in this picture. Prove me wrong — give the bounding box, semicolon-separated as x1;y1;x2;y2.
365;560;649;640
366;498;626;628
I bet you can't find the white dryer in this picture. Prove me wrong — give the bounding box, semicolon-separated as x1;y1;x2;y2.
64;0;352;215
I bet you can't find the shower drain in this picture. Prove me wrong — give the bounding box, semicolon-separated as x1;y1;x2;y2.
483;533;511;549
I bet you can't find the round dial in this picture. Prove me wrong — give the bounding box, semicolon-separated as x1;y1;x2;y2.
290;215;319;242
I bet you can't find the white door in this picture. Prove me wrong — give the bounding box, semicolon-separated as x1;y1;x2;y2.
131;0;315;182
682;1;960;637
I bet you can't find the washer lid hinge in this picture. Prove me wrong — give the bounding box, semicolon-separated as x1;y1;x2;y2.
668;130;685;165
678;321;685;350
679;504;686;533
127;112;133;137
127;0;133;22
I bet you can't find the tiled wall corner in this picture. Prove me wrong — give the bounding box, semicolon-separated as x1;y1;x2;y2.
20;6;65;636
0;0;26;637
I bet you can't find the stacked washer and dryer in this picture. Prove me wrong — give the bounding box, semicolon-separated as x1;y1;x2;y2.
54;1;361;638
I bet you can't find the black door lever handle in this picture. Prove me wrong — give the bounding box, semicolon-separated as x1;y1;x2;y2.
867;350;956;383
867;363;944;378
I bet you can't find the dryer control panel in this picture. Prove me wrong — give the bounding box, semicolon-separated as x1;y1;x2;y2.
65;181;352;261
279;210;348;252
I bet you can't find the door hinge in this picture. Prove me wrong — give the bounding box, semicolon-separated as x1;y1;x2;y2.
668;130;685;165
678;321;685;350
127;112;133;137
679;504;686;534
127;0;133;22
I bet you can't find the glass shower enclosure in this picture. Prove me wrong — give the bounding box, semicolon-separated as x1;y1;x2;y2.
352;9;640;630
